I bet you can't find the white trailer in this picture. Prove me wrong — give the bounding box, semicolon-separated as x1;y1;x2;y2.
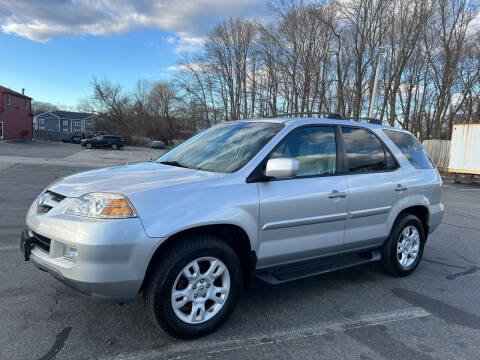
448;123;480;182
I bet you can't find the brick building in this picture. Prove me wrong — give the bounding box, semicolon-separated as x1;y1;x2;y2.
0;86;33;140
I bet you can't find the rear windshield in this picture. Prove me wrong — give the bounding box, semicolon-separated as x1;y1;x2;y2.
383;130;433;169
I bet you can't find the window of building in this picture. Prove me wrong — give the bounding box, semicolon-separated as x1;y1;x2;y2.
38;118;45;124
63;128;70;132
39;126;45;131
73;120;81;127
383;129;433;169
7;94;11;105
25;99;28;109
341;127;396;173
63;120;69;126
269;126;337;177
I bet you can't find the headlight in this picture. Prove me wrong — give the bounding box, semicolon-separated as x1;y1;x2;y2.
65;193;137;218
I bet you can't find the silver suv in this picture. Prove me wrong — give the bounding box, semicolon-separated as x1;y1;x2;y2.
21;117;444;338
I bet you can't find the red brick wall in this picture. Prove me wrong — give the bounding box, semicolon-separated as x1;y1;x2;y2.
0;91;33;140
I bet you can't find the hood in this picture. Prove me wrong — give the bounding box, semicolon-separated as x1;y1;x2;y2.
48;162;226;198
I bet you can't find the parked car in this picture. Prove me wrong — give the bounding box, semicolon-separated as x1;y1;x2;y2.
61;134;84;144
81;135;124;150
21;117;443;339
71;134;83;144
151;140;166;149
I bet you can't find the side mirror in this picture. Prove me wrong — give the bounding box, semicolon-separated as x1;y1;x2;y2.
265;158;299;179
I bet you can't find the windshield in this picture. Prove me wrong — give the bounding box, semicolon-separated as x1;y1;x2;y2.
157;121;283;173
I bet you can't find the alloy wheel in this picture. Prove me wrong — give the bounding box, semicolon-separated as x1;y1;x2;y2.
171;257;230;324
397;225;420;268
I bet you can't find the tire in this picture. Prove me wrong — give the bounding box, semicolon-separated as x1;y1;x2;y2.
111;144;118;150
381;214;425;277
143;234;242;339
86;143;93;149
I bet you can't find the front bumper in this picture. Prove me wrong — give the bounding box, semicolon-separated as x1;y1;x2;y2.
23;195;165;302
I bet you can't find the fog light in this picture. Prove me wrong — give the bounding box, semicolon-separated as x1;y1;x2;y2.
63;245;78;260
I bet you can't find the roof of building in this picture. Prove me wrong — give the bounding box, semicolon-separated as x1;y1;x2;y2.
0;86;32;100
38;111;97;120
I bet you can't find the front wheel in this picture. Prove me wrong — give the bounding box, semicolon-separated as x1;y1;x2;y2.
86;143;93;149
143;234;242;339
381;214;425;277
111;144;118;150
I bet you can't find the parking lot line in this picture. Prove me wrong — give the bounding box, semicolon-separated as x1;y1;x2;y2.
105;307;430;360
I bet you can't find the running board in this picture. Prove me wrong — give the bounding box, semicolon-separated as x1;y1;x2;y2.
256;250;381;285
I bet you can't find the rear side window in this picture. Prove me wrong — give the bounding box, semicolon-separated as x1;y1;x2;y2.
341;127;396;173
383;130;432;169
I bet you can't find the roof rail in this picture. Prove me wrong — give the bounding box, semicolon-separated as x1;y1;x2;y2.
265;112;343;119
346;117;382;125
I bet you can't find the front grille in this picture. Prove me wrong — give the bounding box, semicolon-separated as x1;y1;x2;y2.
37;190;66;214
32;231;51;253
47;191;66;202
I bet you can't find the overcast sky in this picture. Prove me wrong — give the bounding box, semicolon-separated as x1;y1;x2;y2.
0;0;266;106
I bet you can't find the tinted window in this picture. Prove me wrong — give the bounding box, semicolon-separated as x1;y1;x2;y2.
269;126;337;177
158;122;282;173
341;127;391;173
383;130;432;169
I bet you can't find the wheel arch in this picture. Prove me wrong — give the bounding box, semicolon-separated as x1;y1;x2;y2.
140;224;256;293
394;205;430;238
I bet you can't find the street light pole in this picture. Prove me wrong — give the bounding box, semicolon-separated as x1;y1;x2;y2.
368;48;385;119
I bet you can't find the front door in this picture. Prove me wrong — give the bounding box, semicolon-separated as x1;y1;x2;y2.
257;126;348;268
0;122;3;139
95;136;107;147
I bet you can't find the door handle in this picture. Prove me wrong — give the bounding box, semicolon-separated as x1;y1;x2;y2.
394;184;408;192
328;190;347;199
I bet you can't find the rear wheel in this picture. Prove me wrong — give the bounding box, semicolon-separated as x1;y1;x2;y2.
144;234;242;339
86;143;93;149
381;214;425;277
111;144;118;150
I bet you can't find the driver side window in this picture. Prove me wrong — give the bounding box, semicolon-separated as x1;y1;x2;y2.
269;126;337;177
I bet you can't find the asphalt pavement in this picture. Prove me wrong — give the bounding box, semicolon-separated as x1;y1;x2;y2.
0;142;479;360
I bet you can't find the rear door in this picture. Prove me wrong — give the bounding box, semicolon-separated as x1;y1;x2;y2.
340;126;406;250
257;125;349;267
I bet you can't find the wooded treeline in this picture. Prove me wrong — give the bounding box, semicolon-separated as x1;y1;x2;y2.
91;0;480;141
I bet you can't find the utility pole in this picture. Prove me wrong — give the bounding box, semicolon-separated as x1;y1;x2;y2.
368;48;385;119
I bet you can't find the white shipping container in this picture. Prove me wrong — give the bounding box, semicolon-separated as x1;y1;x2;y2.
448;124;480;175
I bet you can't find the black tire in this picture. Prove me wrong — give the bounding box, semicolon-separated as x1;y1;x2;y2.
143;234;242;339
111;144;118;150
381;214;425;277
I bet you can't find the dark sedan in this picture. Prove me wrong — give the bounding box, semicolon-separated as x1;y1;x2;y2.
81;135;125;150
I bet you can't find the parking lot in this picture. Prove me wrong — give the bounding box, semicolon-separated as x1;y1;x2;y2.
1;141;480;360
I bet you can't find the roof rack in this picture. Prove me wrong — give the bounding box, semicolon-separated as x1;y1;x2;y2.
346;117;382;125
265;112;343;119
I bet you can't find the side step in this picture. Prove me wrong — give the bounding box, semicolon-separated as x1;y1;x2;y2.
256;249;381;285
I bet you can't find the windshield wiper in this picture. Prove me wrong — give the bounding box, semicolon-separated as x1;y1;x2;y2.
159;160;190;169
